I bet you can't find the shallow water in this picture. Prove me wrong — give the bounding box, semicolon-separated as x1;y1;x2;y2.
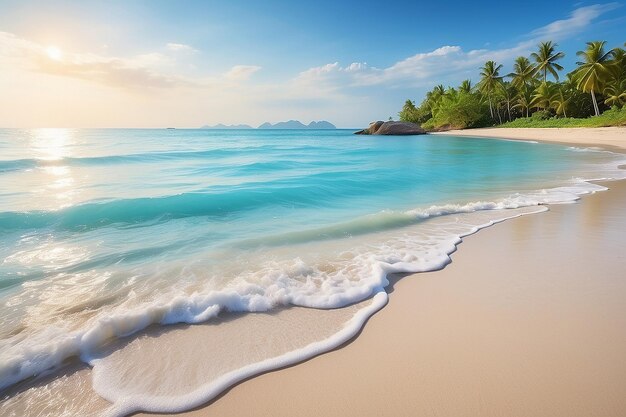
0;128;624;415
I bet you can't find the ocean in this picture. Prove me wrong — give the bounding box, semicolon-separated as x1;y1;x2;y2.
1;128;625;416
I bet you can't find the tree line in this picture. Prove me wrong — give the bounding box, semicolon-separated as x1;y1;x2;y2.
399;41;626;130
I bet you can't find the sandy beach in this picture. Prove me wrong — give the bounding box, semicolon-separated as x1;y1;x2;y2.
433;127;626;150
149;129;626;417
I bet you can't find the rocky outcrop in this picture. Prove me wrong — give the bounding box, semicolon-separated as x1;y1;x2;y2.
354;121;425;135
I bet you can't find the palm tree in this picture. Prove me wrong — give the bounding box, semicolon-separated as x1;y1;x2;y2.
426;84;446;115
530;82;555;111
550;87;571;117
508;56;537;90
513;88;534;117
573;41;614;116
432;85;446;97
459;79;473;94
531;41;565;82
603;79;626;107
607;47;626;82
497;83;517;122
478;60;503;121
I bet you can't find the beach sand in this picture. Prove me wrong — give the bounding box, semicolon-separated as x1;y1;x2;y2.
433;127;626;150
153;182;626;417
148;143;626;416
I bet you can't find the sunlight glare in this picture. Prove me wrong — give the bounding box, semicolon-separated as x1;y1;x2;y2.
31;128;74;161
46;46;63;61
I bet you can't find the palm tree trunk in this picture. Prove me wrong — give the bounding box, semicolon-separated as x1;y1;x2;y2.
488;96;494;120
591;89;599;116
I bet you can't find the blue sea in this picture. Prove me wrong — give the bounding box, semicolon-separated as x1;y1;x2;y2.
1;128;625;415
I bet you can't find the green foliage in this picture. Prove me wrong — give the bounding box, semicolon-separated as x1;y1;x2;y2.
530;82;555;110
398;99;431;124
459;79;473;93
604;79;626;107
421;91;490;130
530;110;552;120
573;41;613;93
500;106;626;128
573;41;615;115
508;56;538;90
399;39;626;130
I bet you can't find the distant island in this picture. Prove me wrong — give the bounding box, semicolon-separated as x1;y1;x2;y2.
201;120;336;129
258;120;336;129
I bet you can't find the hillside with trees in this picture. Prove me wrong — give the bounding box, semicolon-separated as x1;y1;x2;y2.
399;41;626;130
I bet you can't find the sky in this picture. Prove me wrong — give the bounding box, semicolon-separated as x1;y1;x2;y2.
0;0;624;128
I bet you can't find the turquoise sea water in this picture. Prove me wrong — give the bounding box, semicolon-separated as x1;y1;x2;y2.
1;128;625;415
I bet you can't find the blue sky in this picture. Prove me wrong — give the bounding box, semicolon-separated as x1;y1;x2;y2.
0;1;624;127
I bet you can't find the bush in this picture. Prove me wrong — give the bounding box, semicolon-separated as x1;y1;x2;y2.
422;92;490;130
398;99;431;124
530;110;552;120
499;106;626;128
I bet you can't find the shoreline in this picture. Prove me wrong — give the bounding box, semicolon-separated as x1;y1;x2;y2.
2;129;625;416
157;185;626;417
432;127;626;152
150;130;626;417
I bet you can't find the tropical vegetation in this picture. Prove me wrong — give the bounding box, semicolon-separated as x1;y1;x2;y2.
399;40;626;130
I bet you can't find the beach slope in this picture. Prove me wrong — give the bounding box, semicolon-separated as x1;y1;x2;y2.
156;179;626;417
432;127;626;150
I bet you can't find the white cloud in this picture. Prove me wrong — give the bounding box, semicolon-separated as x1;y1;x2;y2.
0;31;196;89
223;65;262;81
293;43;531;89
530;3;621;39
165;42;198;53
0;32;263;90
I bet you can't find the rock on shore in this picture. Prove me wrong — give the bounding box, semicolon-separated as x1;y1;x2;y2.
354;121;426;135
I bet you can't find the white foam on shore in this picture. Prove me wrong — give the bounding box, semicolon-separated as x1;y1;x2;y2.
94;205;549;417
96;292;388;416
1;147;625;416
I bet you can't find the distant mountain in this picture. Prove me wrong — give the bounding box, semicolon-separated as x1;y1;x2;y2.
201;120;337;129
257;120;336;129
259;120;307;129
201;123;253;129
307;120;336;129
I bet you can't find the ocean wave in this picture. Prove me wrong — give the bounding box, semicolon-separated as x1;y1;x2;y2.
0;187;324;231
235;181;605;248
0;148;279;173
0;173;615;399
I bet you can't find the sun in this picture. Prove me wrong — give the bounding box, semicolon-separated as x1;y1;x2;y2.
46;46;63;61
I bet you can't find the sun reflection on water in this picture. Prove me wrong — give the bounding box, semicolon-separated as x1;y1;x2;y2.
30;128;74;161
27;128;79;209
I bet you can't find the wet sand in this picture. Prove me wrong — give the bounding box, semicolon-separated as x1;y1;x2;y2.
160;180;626;417
433;127;626;151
